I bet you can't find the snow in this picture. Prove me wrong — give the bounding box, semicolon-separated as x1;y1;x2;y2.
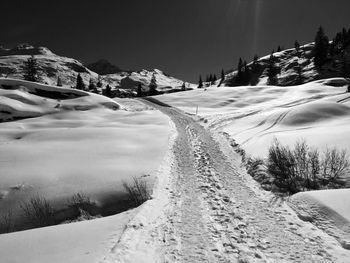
108;102;350;262
0;78;117;121
0;79;171;228
290;189;350;249
0;208;137;263
155;78;350;256
156;78;350;157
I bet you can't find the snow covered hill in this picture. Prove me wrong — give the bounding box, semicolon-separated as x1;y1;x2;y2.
0;78;171;234
157;77;350;157
0;78;119;122
221;42;350;87
156;77;350;251
0;44;193;96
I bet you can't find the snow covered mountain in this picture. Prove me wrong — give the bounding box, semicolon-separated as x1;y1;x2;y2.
0;44;193;96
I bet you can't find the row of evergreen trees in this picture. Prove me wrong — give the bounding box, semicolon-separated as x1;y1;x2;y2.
197;26;350;88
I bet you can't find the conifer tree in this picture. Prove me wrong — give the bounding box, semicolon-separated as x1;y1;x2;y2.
56;76;62;87
96;75;102;88
198;75;203;88
149;74;157;95
242;61;252;84
277;46;282;52
252;55;259;73
294;41;300;51
23;55;41;82
313;26;329;68
267;54;279;85
221;69;225;81
104;84;112;97
88;78;97;92
181;82;186;91
237;58;243;81
75;74;85;90
137;83;143;97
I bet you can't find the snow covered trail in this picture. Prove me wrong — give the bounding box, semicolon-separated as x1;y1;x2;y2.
109;99;350;263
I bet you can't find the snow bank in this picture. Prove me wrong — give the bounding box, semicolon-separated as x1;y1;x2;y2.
290;189;350;249
0;78;119;121
0;209;137;263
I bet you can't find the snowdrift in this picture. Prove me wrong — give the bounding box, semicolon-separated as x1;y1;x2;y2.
290;189;350;249
0;78;119;121
0;208;137;263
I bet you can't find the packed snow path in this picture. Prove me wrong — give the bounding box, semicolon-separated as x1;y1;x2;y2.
109;99;348;263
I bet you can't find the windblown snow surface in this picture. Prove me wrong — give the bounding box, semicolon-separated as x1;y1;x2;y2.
0;79;171;236
158;78;350;157
153;78;350;260
2;77;350;262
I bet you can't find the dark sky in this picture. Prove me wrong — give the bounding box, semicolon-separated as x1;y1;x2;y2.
1;0;350;82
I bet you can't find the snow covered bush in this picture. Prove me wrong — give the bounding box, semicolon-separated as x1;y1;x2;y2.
123;177;151;207
267;139;349;194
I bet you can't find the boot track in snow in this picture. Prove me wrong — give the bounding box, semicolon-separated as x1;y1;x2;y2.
108;98;349;263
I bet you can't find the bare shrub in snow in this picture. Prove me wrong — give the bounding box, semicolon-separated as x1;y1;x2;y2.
267;140;298;193
320;147;349;188
21;195;55;227
68;192;98;217
123;177;151;207
0;210;14;233
267;139;350;194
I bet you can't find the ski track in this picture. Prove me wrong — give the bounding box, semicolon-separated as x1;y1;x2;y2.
109;100;349;262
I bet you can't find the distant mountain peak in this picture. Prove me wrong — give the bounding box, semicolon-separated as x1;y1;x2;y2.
86;59;122;75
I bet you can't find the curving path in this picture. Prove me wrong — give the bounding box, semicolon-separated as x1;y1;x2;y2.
108;98;349;263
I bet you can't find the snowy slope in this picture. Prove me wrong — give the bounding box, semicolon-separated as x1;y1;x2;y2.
0;209;137;263
222;43;350;87
0;44;98;87
157;78;350;157
156;78;350;252
0;78;171;231
290;189;350;249
0;78;118;121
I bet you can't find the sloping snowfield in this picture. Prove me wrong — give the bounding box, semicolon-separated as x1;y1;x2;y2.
0;78;171;227
0;208;137;263
157;78;350;157
156;78;350;252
